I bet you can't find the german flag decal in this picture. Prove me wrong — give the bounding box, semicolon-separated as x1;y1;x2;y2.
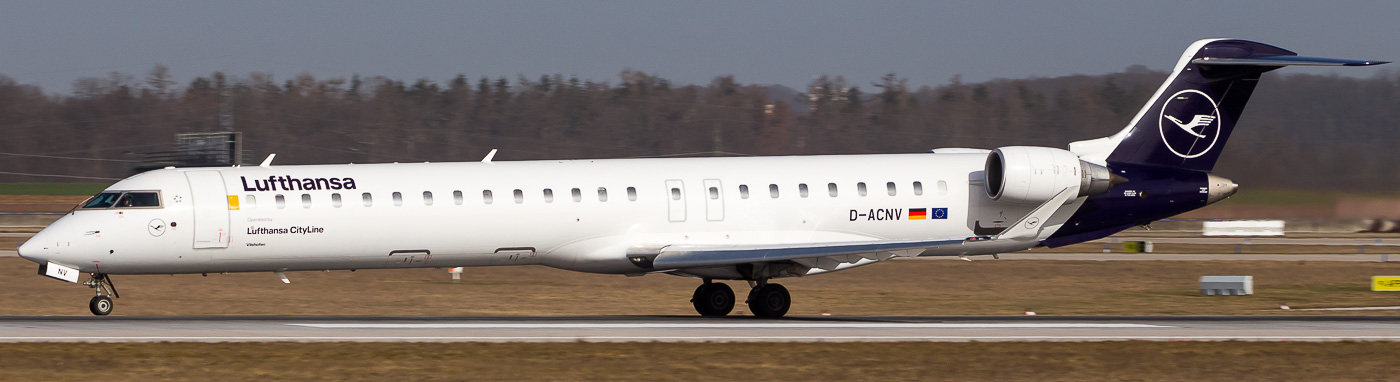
909;208;927;220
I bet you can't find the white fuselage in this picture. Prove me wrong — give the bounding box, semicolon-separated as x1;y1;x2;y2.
21;153;1055;277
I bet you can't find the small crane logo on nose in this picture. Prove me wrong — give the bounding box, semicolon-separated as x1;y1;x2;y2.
148;219;167;237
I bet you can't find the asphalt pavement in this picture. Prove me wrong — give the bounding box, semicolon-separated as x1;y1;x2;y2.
2;315;1398;343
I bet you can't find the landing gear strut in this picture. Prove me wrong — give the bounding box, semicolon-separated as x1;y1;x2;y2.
83;274;118;316
746;282;790;318
691;280;735;316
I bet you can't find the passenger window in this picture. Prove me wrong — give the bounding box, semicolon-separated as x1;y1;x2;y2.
572;188;582;202
627;187;637;201
392;192;403;206
453;190;464;205
938;180;948;195
544;189;554;203
798;184;809;198
247;195;257;209
301;194;312;208
769;184;779;198
858;182;868;197
483;190;494;204
671;187;682;200
739;185;749;199
332;193;342;208
81;192;122;209
887;182;897;196
514;189;524;204
913;181;924;196
597;187;608;202
275;194;286;209
423;191;434;206
116;192;161;208
362;193;373;207
828;183;838;197
709;186;719;200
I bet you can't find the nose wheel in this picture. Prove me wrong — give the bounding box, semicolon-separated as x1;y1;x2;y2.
89;296;113;316
83;274;119;316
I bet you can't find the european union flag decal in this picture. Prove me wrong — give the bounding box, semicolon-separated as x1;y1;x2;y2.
930;208;948;219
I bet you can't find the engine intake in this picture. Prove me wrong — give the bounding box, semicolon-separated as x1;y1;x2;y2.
985;146;1119;204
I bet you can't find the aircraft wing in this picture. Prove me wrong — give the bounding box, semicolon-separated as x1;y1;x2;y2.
628;187;1076;272
630;237;968;271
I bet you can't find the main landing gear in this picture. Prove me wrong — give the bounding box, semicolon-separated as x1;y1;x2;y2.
690;279;791;318
84;274;119;316
692;281;735;316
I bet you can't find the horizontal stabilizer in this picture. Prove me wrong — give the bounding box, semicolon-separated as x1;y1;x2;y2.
1193;55;1389;67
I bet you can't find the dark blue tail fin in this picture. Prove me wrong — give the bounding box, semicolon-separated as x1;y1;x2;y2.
1071;39;1387;172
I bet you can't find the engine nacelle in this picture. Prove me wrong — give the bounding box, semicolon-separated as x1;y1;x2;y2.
985;146;1117;204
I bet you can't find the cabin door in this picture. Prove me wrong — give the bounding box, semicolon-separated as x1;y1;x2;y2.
185;170;230;249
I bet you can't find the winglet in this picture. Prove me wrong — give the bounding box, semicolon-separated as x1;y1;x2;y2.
993;187;1075;242
259;154;276;168
481;149;498;164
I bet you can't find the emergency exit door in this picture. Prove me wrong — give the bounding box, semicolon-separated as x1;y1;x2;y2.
703;179;724;221
665;179;686;222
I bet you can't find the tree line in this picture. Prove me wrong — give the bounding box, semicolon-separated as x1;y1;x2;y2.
0;64;1396;190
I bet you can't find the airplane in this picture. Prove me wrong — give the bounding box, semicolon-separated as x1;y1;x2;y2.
16;39;1387;317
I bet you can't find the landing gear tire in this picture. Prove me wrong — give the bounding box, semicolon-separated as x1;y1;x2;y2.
89;295;113;316
747;283;790;318
83;273;119;316
691;282;735;317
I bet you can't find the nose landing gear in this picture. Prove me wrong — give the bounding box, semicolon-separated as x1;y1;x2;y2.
83;274;118;316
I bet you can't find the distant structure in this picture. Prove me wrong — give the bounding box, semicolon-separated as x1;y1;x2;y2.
128;131;244;174
129;85;245;174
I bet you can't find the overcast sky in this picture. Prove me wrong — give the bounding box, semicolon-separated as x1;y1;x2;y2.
0;1;1394;94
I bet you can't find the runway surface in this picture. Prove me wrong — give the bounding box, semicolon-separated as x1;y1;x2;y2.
4;232;1398;245
3;316;1400;343
0;250;1391;261
1102;237;1400;246
912;253;1392;261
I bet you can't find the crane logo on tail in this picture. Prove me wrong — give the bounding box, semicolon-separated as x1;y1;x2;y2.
1158;89;1221;158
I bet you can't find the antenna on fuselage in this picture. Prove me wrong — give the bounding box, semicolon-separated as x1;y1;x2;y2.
481;149;498;164
259;154;276;168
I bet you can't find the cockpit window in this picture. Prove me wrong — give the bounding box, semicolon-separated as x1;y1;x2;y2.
80;191;162;210
116;192;161;208
81;192;122;209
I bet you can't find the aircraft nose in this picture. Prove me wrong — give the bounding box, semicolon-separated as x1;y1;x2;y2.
16;234;47;264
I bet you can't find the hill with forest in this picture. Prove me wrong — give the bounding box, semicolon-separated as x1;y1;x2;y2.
0;65;1395;190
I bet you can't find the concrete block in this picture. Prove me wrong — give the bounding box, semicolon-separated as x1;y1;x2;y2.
1203;220;1284;236
1200;275;1253;296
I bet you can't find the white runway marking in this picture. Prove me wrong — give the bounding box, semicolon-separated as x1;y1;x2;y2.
289;323;1169;329
5;336;1400;342
1296;306;1400;311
